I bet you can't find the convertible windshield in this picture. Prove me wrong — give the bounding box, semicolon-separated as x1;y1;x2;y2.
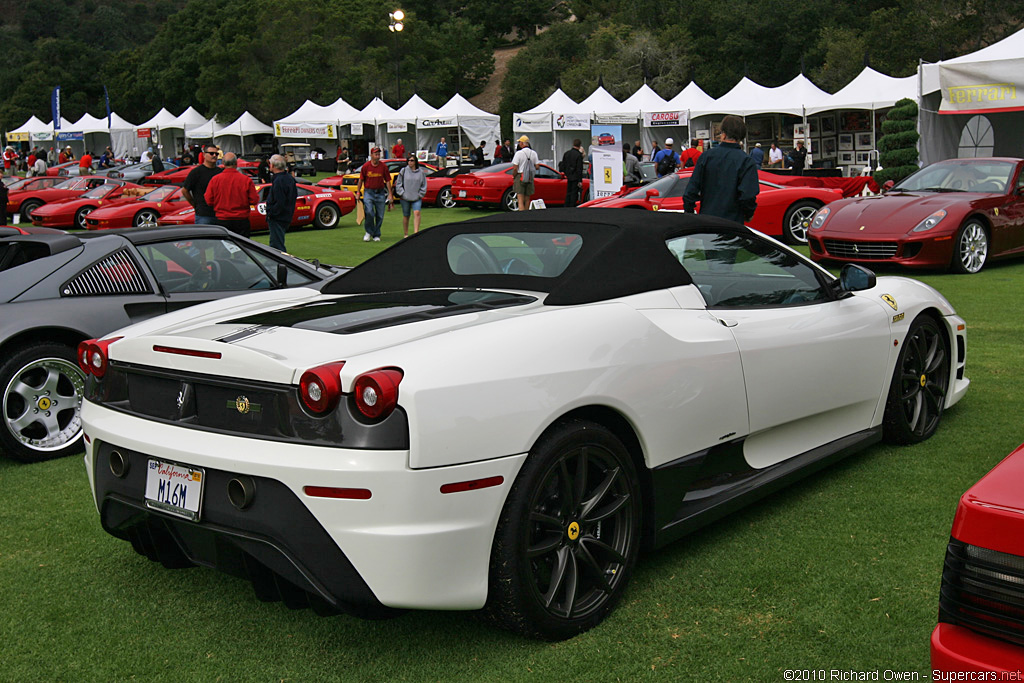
140;185;176;201
894;160;1015;194
79;184;117;199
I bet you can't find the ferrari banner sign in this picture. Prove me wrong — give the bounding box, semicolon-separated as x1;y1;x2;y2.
514;112;551;132
274;122;337;138
554;113;590;130
417;117;456;129
589;147;622;200
8;131;29;142
940;61;1024;114
643;111;688;127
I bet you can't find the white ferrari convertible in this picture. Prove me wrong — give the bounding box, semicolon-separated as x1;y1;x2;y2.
81;208;969;639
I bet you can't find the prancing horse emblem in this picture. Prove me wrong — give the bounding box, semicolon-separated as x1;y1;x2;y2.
881;294;898;311
235;396;251;414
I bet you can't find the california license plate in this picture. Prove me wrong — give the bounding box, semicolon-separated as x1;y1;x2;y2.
145;460;204;521
458;190;466;197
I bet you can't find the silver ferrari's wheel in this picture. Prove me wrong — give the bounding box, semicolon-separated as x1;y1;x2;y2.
438;187;456;208
503;189;519;212
1;343;86;462
952;220;988;274
134;210;159;228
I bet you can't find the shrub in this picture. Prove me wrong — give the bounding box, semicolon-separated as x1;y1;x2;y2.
874;98;920;186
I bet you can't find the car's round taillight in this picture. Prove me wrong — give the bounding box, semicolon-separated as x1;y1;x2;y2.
78;337;122;378
299;361;345;415
77;340;92;374
353;368;403;420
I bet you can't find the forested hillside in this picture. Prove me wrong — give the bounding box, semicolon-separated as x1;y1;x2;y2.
0;0;1020;134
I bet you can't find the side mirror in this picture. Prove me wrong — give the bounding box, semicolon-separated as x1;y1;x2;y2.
645;188;660;200
276;263;288;287
882;180;895;193
839;263;876;292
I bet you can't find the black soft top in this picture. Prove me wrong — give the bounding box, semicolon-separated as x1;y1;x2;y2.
326;208;749;305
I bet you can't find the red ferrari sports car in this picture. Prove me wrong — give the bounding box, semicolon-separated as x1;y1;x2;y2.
10;176;125;222
83;185;191;229
45;161;78;177
4;176;67;213
580;169;843;244
931;441;1024;673
142;165;196;185
808;157;1024;274
452;162;593;212
30;181;144;229
157;183;356;231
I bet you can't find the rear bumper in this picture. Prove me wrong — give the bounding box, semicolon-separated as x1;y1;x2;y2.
931;622;1024;673
83;402;526;614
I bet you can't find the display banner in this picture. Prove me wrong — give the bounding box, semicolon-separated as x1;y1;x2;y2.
274;122;336;138
56;131;84;141
417;116;456;129
8;132;29;142
590;124;622;149
940;61;1024;114
387;121;408;133
592;113;637;125
643;111;688;126
514;112;551;132
32;132;52;142
51;86;61;130
104;85;111;127
554;113;590;130
350;122;364;136
590;147;623;199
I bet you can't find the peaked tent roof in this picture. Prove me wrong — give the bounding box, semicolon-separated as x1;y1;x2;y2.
920;26;1024;93
577;86;624;116
184;116;226;139
522;88;583;115
216;111;274;137
436;93;497;118
619;83;670;113
71;113;115;133
384;94;438;123
343;97;398;125
326;97;362;122
175;106;207;129
666;82;717;112
276;99;334;124
10;115;53;135
807;67;917;115
691;75;827;117
109;113;136;130
136;107;180;130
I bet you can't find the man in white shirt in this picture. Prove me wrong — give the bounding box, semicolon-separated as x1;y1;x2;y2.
768;142;784;168
511;135;539;211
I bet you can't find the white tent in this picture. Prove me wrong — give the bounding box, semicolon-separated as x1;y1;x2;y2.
918;27;1024;163
214;111;274;154
8;115;54;143
695;75;828;118
67;112;138;158
433;94;500;162
808;67;916;115
381;94;438;154
274;99;342;143
135;107;181;157
621;84;684;158
513;88;590;163
175;106;207;130
184;116;226;141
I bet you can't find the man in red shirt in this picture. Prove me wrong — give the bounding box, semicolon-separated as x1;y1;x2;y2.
58;146;72;164
355;147;392;241
79;150;93;174
678;140;702;169
391;138;405;160
204;153;259;237
3;146;18;176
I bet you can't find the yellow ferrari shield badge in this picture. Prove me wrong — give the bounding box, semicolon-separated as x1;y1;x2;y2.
567;522;580;541
881;294;898;311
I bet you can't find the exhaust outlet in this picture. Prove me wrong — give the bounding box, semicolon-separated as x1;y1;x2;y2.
109;450;129;478
227;476;256;510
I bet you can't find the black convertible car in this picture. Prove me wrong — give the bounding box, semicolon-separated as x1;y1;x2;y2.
0;225;343;462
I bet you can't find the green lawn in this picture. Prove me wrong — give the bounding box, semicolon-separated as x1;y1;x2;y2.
2;212;1022;681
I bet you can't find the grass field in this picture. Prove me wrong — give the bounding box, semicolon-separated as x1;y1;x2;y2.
2;203;1022;681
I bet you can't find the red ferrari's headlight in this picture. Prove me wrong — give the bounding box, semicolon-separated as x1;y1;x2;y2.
353;368;403;420
299;361;345;415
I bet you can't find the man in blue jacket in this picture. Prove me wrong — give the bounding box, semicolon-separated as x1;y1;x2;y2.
682;115;759;224
266;154;297;252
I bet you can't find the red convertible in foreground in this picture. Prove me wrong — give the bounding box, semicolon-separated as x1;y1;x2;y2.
931;441;1024;672
580;170;843;244
30;181;144;229
157;183;356;231
452;162;592;212
84;185;191;229
808;158;1024;273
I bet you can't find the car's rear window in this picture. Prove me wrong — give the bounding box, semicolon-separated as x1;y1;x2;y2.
447;232;582;278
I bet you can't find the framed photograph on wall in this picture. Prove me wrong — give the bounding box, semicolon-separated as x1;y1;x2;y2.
838;133;854;151
745;116;771;141
808;118;818;136
820;115;835;135
839;151;855;165
856;132;873;149
840;111;870;131
822;137;837;157
855;151;870;164
793;123;808;139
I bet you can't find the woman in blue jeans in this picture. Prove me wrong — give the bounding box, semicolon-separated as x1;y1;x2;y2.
395;155;428;237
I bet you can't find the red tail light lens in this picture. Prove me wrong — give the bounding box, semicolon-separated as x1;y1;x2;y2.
353;368;403;420
299;361;345;415
77;337;122;378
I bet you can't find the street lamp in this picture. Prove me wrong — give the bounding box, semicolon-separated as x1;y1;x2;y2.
388;10;405;104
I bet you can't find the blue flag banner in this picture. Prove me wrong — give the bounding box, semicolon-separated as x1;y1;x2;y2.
104;85;111;127
52;86;61;130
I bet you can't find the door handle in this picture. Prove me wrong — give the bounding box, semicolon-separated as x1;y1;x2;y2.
718;318;738;327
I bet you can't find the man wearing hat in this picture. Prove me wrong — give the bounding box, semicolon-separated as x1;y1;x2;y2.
749;142;764;167
356;147;393;241
653;138;680;177
511;135;539;211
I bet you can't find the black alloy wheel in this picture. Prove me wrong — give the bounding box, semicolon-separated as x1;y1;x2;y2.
883;316;950;444
485;419;641;640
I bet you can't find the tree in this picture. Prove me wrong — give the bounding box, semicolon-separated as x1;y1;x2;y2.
874;98;919;186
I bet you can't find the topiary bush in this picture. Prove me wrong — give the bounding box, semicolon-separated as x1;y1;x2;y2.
874;98;920;186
